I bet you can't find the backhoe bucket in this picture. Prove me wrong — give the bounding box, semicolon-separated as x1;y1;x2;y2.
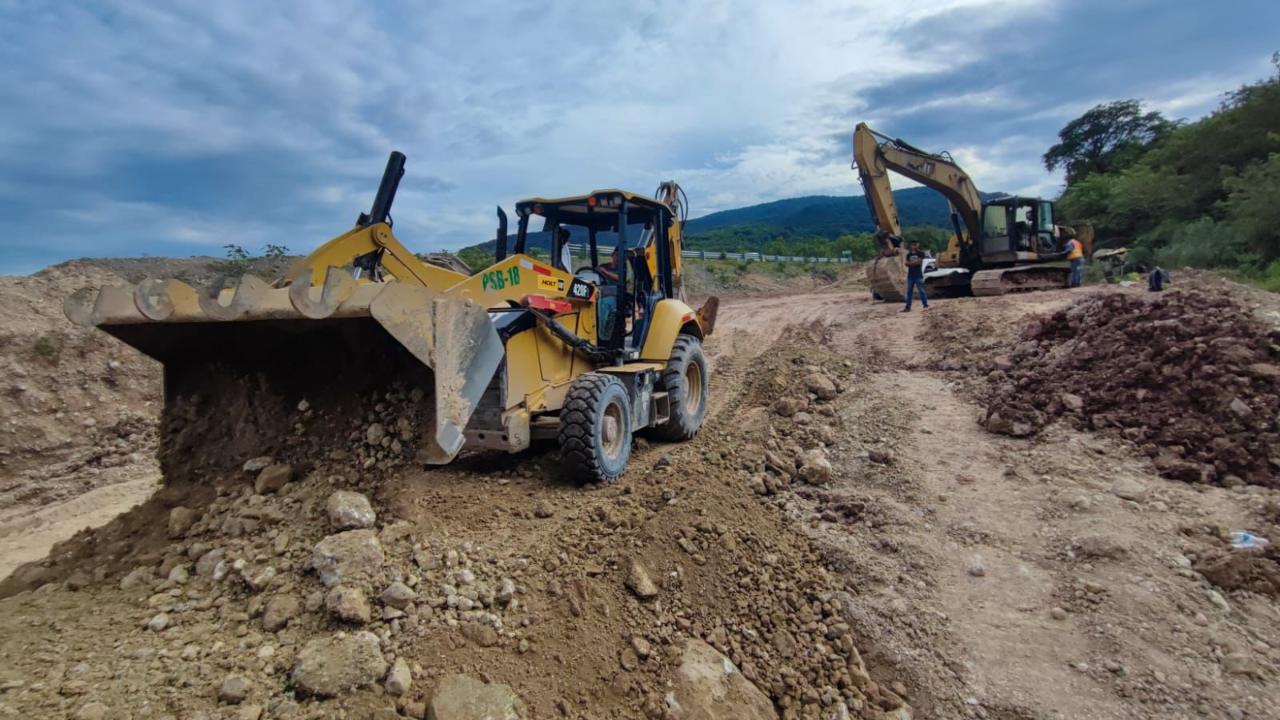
64;270;503;477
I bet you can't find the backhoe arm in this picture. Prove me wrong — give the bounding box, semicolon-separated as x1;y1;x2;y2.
852;122;984;249
654;180;688;298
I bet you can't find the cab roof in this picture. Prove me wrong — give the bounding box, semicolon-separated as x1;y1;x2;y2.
515;190;670;229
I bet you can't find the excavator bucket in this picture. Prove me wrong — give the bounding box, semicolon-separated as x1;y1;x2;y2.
64;268;502;477
867;251;908;303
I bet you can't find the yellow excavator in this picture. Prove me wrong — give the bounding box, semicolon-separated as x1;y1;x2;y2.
65;152;717;483
853;122;1093;301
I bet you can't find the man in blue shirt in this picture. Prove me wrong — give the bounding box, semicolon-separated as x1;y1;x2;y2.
902;241;929;312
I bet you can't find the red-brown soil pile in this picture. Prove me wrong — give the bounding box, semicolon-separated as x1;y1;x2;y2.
983;291;1280;487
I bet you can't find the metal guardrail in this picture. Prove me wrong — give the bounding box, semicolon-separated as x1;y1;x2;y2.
564;244;851;264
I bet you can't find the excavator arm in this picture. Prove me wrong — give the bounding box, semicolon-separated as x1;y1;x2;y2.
852;124;904;247
852;122;983;253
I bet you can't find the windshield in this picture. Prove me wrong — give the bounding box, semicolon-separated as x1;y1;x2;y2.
541;222;653;250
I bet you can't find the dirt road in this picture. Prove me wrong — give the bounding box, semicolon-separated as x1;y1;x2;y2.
1;276;1278;719
715;287;1280;718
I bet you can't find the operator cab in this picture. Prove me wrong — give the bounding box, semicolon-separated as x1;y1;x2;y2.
498;190;678;357
978;196;1059;265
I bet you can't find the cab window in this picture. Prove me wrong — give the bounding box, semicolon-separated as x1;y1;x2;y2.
982;205;1008;239
1037;201;1055;233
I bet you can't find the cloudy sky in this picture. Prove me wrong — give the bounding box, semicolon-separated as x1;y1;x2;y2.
1;0;1276;274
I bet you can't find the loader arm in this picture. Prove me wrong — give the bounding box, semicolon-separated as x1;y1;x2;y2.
852;122;984;251
286;222;467;290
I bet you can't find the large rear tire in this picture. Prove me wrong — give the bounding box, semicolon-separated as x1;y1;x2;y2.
653;334;708;441
558;373;633;483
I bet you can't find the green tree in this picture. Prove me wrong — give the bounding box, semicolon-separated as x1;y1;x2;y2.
1043;100;1175;184
1221;151;1280;261
1053;56;1280;284
458;246;493;271
901;226;951;254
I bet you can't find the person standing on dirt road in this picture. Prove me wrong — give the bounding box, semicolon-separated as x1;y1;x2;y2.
902;241;929;312
1066;234;1085;288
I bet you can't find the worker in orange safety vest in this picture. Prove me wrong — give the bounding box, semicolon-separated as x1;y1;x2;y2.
1065;235;1085;288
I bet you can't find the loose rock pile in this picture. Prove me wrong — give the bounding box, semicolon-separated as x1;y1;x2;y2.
981;291;1280;487
0;319;914;720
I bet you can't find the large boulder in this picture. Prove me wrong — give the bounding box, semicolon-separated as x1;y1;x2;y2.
262;594;301;632
667;639;775;720
797;448;832;485
326;490;377;530
803;373;838;401
625;558;659;599
326;586;372;625
310;530;385;587
379;581;417;609
254;463;293;494
168;506;197;538
772;397;807;418
291;631;387;698
428;674;525;720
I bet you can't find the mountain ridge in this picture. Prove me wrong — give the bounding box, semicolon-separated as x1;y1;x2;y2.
457;187;1002;262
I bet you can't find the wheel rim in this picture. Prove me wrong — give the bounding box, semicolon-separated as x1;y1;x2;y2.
684;360;704;416
601;400;626;461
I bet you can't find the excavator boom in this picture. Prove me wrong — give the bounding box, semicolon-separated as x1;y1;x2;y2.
852;123;982;249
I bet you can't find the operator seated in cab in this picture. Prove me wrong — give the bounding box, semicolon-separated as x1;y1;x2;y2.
595;246;622;340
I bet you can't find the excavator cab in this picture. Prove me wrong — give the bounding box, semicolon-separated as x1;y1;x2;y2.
979;197;1059;262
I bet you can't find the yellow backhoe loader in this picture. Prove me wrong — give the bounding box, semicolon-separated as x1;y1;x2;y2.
853;123;1094;301
65;152;717;483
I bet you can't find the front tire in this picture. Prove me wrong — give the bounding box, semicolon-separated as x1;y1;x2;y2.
558;373;633;483
653;334;708;441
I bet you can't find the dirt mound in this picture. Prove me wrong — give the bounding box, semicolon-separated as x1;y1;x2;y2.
980;291;1280;487
683;260;866;299
1194;546;1280;597
0;255;330;576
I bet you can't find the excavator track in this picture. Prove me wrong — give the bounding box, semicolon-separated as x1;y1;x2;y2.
970;265;1071;296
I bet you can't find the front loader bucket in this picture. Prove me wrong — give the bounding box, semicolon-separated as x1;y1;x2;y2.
370;285;504;464
65;269;503;477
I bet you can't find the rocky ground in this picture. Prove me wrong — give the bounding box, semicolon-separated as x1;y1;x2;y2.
0;262;1278;719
